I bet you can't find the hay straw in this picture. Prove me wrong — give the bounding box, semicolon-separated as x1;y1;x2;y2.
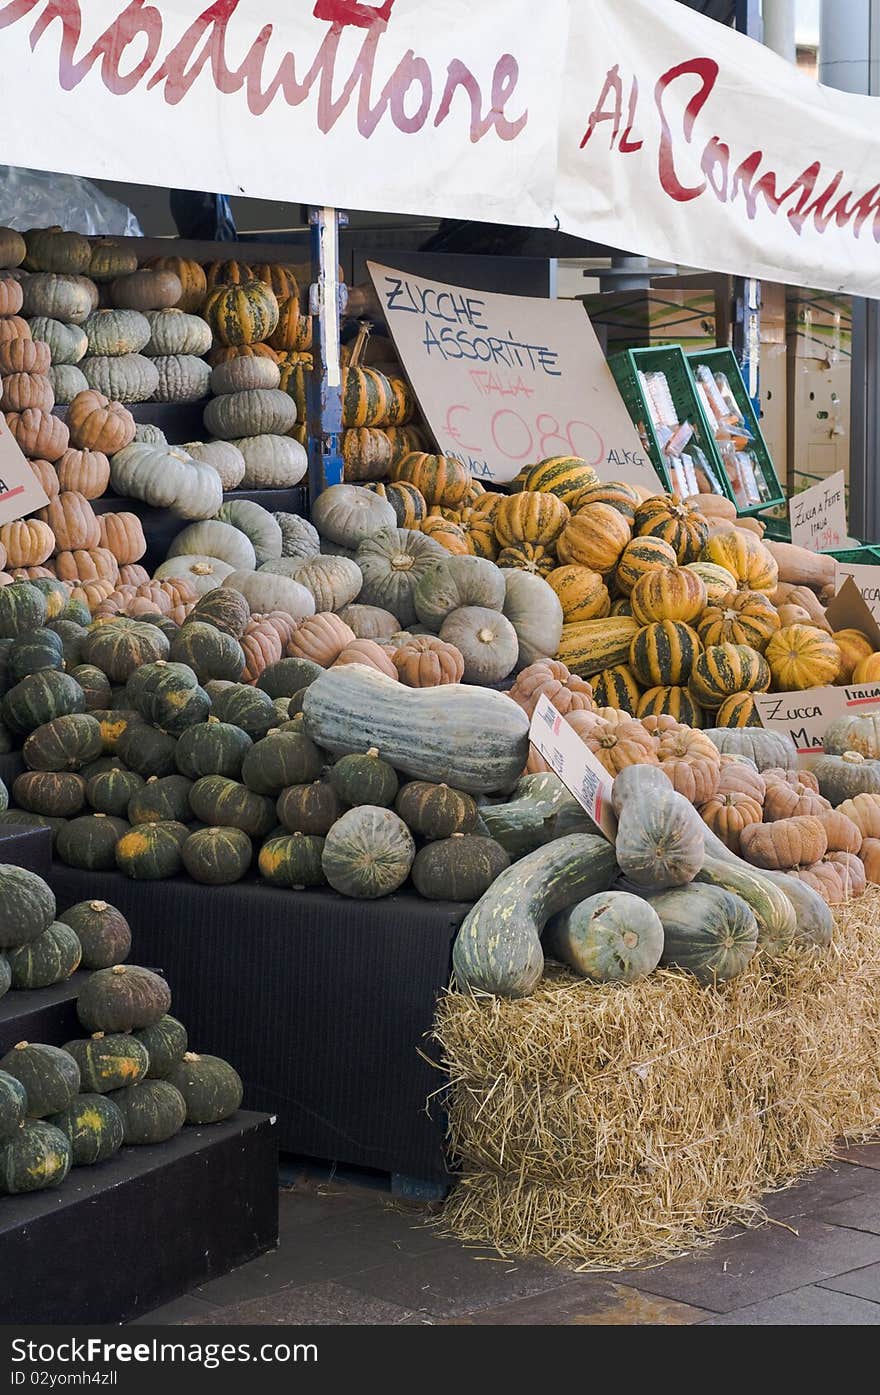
433;886;880;1269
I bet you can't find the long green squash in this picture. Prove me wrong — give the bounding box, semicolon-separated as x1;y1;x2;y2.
452;833;619;997
701;823;832;947
695;856;798;953
302;666;529;794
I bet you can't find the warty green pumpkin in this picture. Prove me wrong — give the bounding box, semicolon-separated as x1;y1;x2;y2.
57;899;131;969
48;1094;124;1166
452;833;619;998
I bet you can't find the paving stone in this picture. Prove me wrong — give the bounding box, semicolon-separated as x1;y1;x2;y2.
444;1279;710;1325
701;1285;880;1325
192;1203;456;1306
812;1191;880;1235
818;1263;880;1301
759;1164;880;1221
342;1247;581;1318
834;1144;880;1170
278;1183;388;1232
183;1281;431;1326
606;1220;880;1313
130;1295;220;1325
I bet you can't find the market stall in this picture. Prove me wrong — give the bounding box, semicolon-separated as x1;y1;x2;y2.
0;0;879;1283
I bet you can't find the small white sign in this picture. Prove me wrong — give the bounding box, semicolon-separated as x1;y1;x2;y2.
528;695;617;841
834;562;880;625
789;470;847;552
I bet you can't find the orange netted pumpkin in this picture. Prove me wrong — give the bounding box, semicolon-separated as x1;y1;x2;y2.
332;639;398;679
66;389;136;454
391;635;465;688
739;815;827;870
6;408;68;461
0;518;55;567
568;711;659;776
654;725;722;804
507;659;594;718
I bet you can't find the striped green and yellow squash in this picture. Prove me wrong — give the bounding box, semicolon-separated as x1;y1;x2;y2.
685;561;739;605
610;598;633;617
637;685;704;728
523;457;598;506
614;536;678;595
556;617;640;678
715;690;762;727
63;1033;149;1093
688;643;771;710
364;481;427;529
589;664;641;714
114;821;189;880
202;281;279;347
382;376;416;427
571;480;640;523
629;621;703;687
391;451;470;509
342;366;391;428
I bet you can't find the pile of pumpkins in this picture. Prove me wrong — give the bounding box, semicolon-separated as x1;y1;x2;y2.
0;225;430;494
0;866;242;1194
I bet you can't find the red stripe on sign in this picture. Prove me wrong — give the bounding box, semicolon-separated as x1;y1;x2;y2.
0;486;24;500
846;697;880;707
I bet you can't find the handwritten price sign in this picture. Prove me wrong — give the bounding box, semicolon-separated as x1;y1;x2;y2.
789;471;847;553
368;262;656;488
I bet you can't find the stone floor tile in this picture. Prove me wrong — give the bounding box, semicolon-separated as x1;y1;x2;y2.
758;1164;880;1221
605;1220;880;1313
811;1191;880;1235
183;1281;431;1326
130;1295;220;1325
701;1285;880;1325
834;1143;880;1170
342;1247;581;1319
818;1262;880;1301
192;1204;451;1306
278;1182;399;1232
444;1278;710;1325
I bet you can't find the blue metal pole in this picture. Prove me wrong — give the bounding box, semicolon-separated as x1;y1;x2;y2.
306;206;347;499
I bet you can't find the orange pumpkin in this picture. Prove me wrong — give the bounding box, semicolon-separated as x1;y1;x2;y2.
0;275;24;317
332;640;398;679
0;372;54;414
53;547;119;584
392;452;470;509
0;316;31;346
6;408;68;461
97;512;147;565
145;255;207;312
392;635;465;688
286;613;356;667
267;293;312;353
56;447;111;500
0;338;49;376
38;490;100;551
241;619;284;683
28;458;60;500
0;518;55;567
66;389;136;454
207;342;279;367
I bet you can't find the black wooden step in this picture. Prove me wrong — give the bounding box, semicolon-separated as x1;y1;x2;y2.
0;1111;278;1323
0;970;88;1055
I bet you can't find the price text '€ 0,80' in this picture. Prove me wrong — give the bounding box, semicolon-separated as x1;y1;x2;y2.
444;370;605;473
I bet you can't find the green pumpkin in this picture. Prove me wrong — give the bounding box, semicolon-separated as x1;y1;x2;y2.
125;660;210;735
2;670;86;735
182;826;252;884
169;622;245;683
7;628;65;682
69;664;113;711
813;751;880;806
47;1093;124;1166
258;833;326;888
0;637;12;695
12;770;86;817
189;775;275;837
276;779;343;836
0;1069;28;1142
0;1120;71;1193
321;806;415;899
394;782;478;840
56;598;92;627
7;921;82;989
63;1033;149;1093
257;657;322;699
0;866;55;948
127;774;193;825
116;724;178;777
411;834;510;902
86;767;145;817
57;899;131;969
0;1042;80;1117
115;821;188;880
613;771;705;893
651;884;758;985
56;813;130;870
22;712;103;771
77;964;171;1034
168;1052;243;1124
545;891;664;983
0;719;12;755
29;578;71;620
90;708;147;754
190;587;250;639
175;720;253;780
45;619;87;668
133;1016;187;1080
0;582;48;640
330;748;399;809
241;728;324;796
0;952;10;998
209;684;280;740
108;1079;187;1145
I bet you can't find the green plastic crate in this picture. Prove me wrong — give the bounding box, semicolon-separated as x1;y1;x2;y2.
608;346;734;501
685;348;785;517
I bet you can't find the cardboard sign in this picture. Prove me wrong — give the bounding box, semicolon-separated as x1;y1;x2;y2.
834;562;880;625
754;687;844;761
789;470;847;552
368;262;656;489
826;576;880;652
528;695;617;840
0;416;48;525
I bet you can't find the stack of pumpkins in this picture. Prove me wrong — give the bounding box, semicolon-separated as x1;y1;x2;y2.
0;867;242;1194
201;354;306;491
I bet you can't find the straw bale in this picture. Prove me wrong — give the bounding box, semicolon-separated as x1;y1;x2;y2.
433;886;880;1268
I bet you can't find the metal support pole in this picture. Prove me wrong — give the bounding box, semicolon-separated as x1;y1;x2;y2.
762;0;797;64
733;0;763;413
307;206;347;499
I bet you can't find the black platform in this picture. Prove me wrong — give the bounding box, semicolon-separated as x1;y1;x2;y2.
0;753;25;793
0;1112;278;1323
0;821;51;877
0;970;88;1054
49;867;463;1183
